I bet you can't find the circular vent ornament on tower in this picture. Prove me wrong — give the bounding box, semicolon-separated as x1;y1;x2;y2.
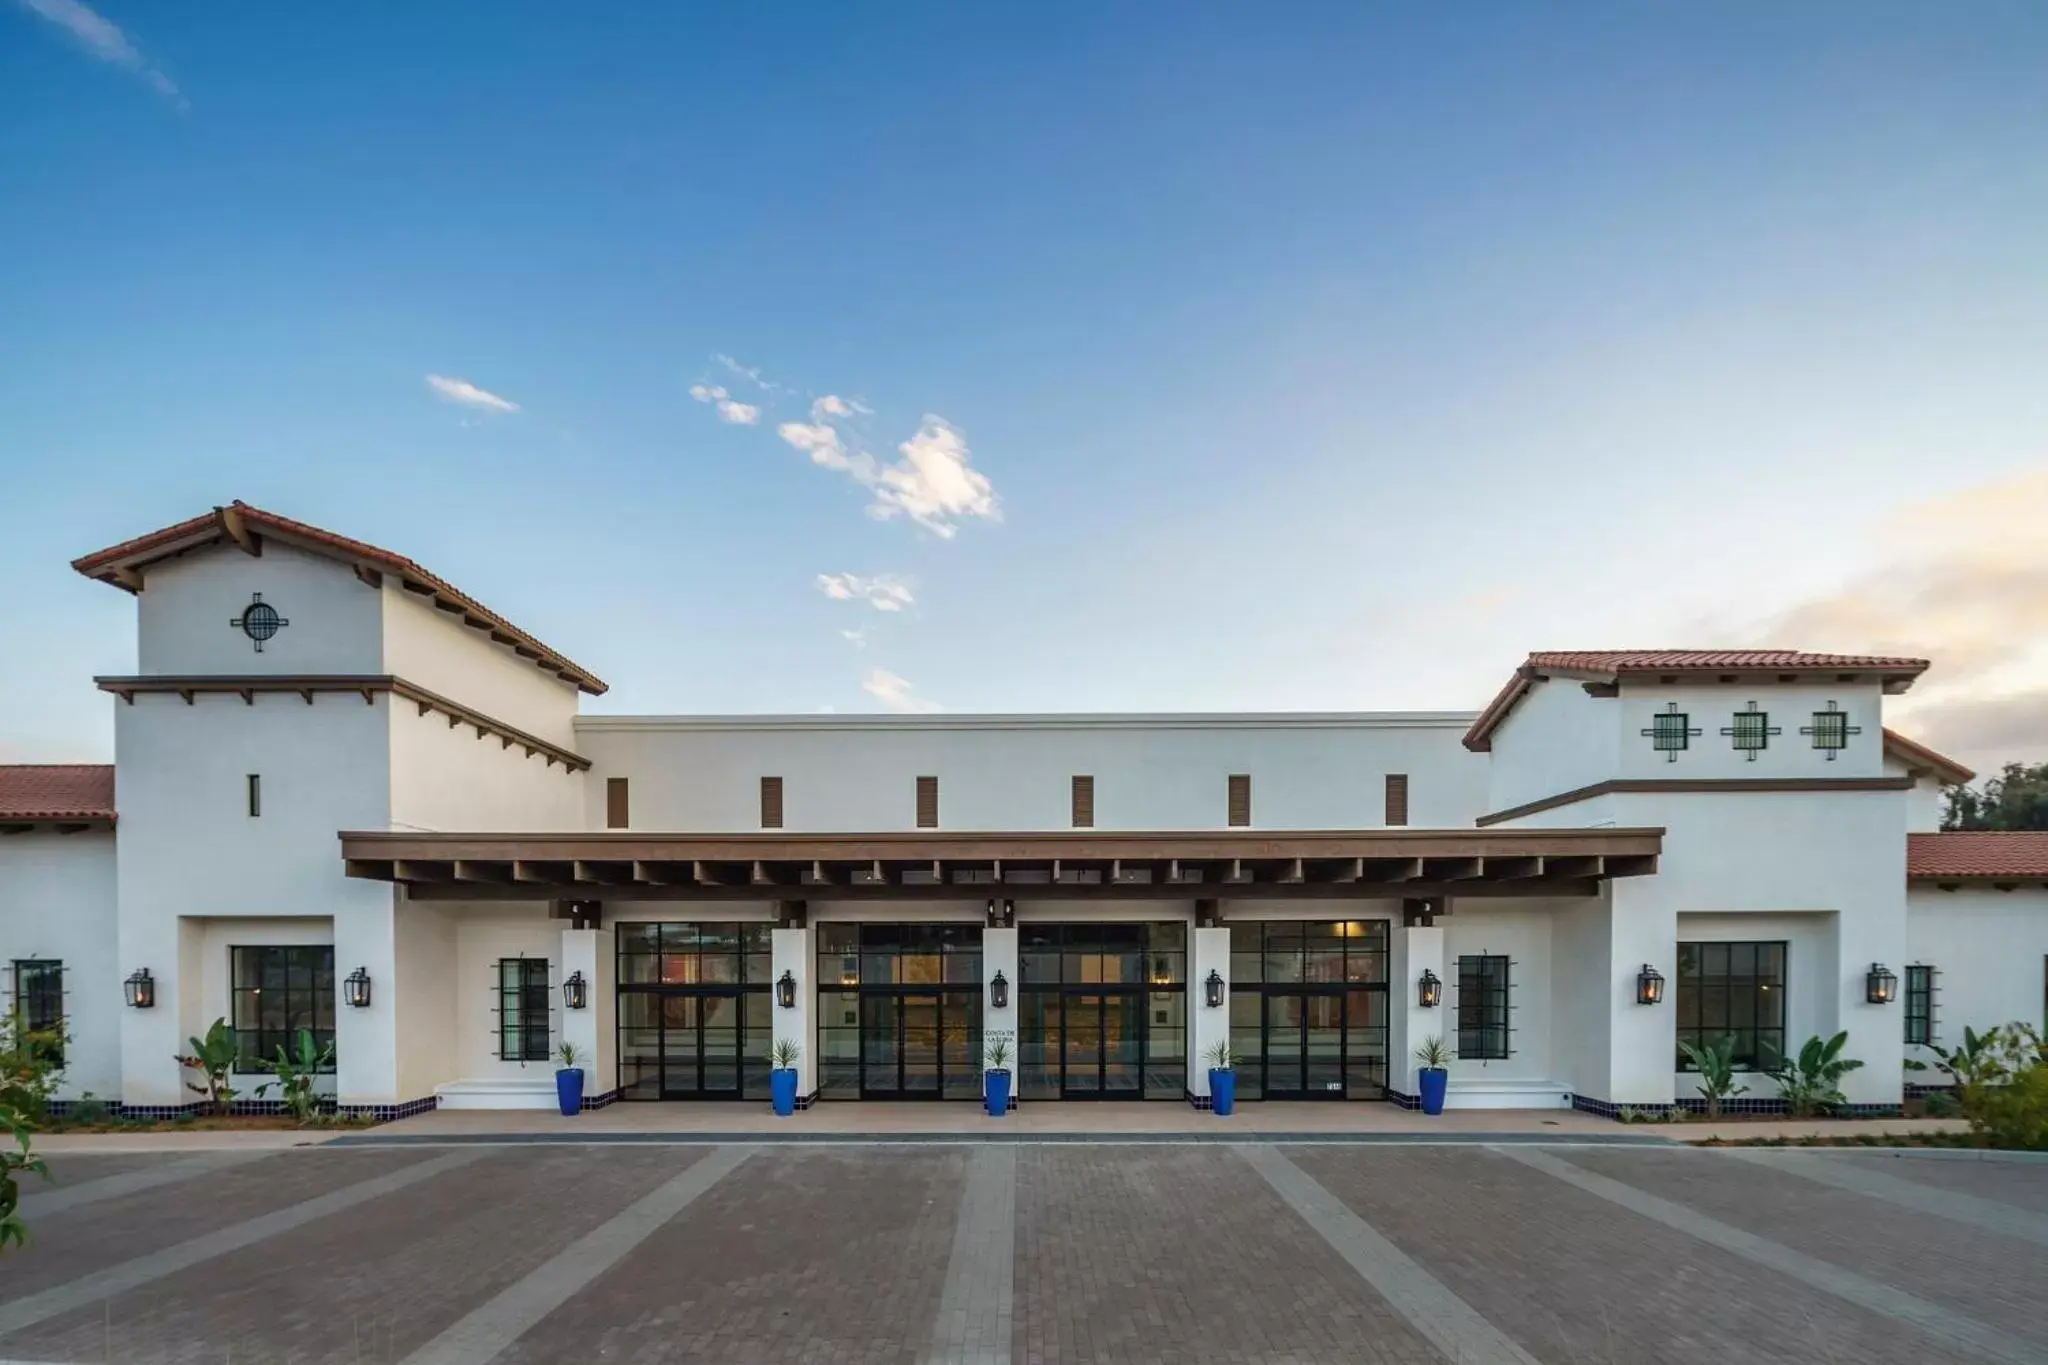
229;593;290;652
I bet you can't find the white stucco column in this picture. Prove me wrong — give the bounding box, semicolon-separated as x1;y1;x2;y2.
335;900;401;1106
1606;883;1678;1108
1189;925;1230;1099
560;927;615;1099
1387;920;1445;1102
122;914;202;1109
982;926;1018;1099
1829;905;1908;1107
771;926;812;1098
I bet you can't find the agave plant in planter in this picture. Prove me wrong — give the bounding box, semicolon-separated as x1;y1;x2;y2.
555;1042;585;1117
1414;1036;1451;1116
770;1038;803;1117
1206;1039;1236;1116
983;1030;1015;1117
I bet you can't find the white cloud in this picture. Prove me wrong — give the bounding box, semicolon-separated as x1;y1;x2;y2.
778;412;998;539
714;354;783;393
426;374;519;414
863;668;939;713
812;394;870;421
19;0;182;105
688;383;760;425
839;628;869;649
816;572;915;613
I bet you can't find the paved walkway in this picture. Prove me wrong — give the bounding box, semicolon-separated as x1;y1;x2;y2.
2;1140;2040;1363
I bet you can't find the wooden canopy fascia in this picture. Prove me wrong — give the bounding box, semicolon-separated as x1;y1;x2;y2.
71;504;606;695
96;675;591;772
341;827;1662;901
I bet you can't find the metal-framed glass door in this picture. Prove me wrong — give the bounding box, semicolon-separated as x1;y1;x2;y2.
618;988;751;1100
1260;989;1348;1099
1038;989;1145;1100
860;989;982;1099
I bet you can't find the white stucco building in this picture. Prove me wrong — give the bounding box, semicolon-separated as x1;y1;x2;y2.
4;501;2044;1118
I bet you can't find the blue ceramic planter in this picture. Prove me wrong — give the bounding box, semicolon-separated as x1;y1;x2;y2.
555;1067;584;1117
1209;1067;1236;1116
985;1068;1012;1117
1419;1067;1448;1116
771;1067;799;1116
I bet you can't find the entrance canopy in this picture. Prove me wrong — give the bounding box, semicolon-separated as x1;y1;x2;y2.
340;827;1661;901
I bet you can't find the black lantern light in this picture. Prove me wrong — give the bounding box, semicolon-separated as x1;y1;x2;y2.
1636;964;1665;1006
123;968;155;1009
1866;962;1898;1005
777;969;798;1009
1204;968;1225;1008
561;970;588;1011
343;966;373;1009
1417;968;1442;1009
990;969;1009;1010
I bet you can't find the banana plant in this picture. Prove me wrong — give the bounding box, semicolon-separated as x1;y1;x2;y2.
175;1018;242;1116
1677;1034;1748;1119
256;1028;334;1125
1769;1031;1863;1118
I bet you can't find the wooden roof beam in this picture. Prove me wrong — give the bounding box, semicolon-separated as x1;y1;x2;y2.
453;860;513;883
393;859;452;882
214;504;261;556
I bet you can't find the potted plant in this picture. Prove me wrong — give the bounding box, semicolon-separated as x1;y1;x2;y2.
770;1038;802;1117
984;1030;1015;1117
1415;1036;1450;1115
555;1041;584;1117
1206;1039;1236;1116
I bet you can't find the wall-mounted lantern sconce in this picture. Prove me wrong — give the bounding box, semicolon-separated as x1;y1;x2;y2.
124;968;155;1009
1636;964;1665;1006
561;971;588;1011
343;966;373;1009
777;970;798;1009
1866;962;1898;1005
1204;969;1225;1008
990;969;1009;1010
1417;968;1442;1009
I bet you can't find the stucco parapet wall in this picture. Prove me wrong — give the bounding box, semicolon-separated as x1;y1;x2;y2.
95;675;591;772
574;711;1482;733
340;826;1662;901
1475;775;1916;827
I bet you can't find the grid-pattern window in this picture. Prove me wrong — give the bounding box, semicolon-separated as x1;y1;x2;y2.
616;923;772;986
1675;941;1786;1071
1226;922;1391;1102
916;776;939;829
1807;709;1850;751
760;776;784;828
606;777;629;829
1384;774;1409;826
815;923;984;1099
1456;955;1510;1060
1650;711;1694;754
497;958;551;1061
11;960;64;1065
1905;965;1935;1046
1071;775;1094;828
231;946;336;1071
1729;710;1772;754
1227;774;1251;827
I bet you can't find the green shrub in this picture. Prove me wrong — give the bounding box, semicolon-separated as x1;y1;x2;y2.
1677;1034;1748;1119
1768;1032;1863;1118
255;1029;334;1126
1962;1024;2048;1151
0;1012;56;1251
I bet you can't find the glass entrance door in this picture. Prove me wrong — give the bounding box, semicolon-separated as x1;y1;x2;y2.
1053;991;1145;1100
623;990;747;1100
1261;989;1348;1099
860;990;982;1099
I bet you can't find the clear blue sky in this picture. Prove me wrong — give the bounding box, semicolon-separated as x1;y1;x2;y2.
5;2;2047;765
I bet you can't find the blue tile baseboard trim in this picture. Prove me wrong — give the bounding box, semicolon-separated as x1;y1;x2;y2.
579;1088;622;1112
1571;1094;1905;1121
1383;1088;1422;1111
47;1095;436;1123
335;1095;439;1122
1184;1089;1213;1111
1571;1095;1675;1121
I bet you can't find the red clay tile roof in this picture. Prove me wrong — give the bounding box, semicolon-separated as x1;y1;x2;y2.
1883;728;1975;785
0;765;115;826
72;502;605;695
1464;650;1931;751
1909;832;2048;881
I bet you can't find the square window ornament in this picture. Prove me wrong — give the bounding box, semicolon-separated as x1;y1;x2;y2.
1642;702;1701;761
1720;702;1781;759
1801;702;1861;758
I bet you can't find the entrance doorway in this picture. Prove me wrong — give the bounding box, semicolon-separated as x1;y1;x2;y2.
1227;920;1389;1101
1017;923;1186;1101
858;990;983;1099
815;923;985;1101
616;922;774;1102
1020;990;1144;1098
1254;990;1348;1099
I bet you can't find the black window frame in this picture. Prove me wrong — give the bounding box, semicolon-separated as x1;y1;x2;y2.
1807;709;1850;751
1649;710;1693;754
1675;940;1787;1071
230;945;336;1072
1904;964;1935;1047
497;957;552;1062
11;959;64;1066
1455;954;1510;1060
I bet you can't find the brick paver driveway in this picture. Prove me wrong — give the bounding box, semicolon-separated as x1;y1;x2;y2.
3;1139;2043;1364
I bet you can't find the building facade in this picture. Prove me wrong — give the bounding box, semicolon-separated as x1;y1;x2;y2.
4;502;2045;1117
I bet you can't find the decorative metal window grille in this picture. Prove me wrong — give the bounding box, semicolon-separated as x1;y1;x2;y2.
1720;703;1781;759
1800;702;1861;758
1904;965;1935;1046
497;957;552;1061
1456;955;1511;1060
1641;703;1701;761
1675;941;1786;1071
10;960;64;1066
231;946;336;1071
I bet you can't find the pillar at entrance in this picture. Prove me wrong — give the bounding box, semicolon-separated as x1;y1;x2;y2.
1387;921;1445;1104
1188;925;1230;1100
771;926;812;1100
983;927;1018;1101
560;927;615;1102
